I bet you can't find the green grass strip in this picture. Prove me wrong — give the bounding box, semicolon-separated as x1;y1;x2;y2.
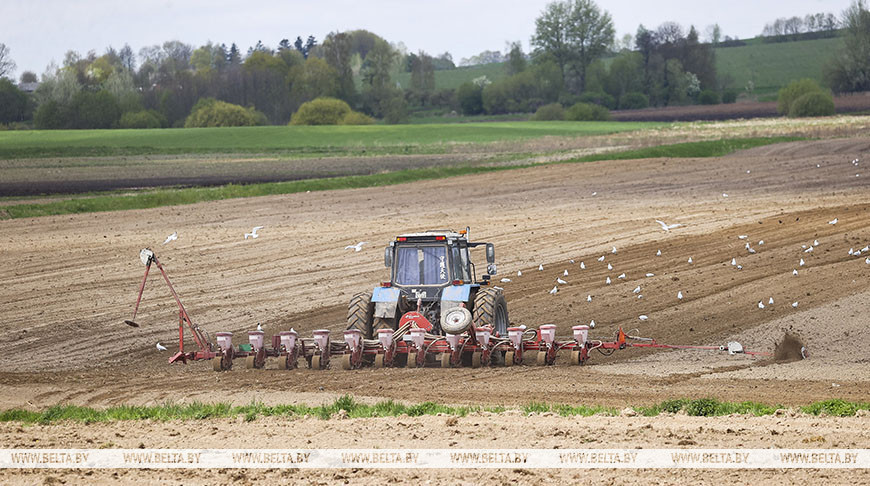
0;136;804;220
0;396;866;425
570;136;805;163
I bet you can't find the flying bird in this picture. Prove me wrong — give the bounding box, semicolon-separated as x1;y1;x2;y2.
500;278;511;283
829;218;838;225
655;220;683;232
257;322;263;332
244;226;264;239
549;286;559;295
156;342;167;351
677;291;683;300
656;250;662;256
638;315;648;321
162;232;177;245
556;278;567;285
345;242;367;252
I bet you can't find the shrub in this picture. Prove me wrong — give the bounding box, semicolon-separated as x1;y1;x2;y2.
34;100;68;129
119;110;166;129
777;79;825;115
69;90;122;129
290;97;352;125
339;111;375;125
697;89;720;105
686;398;719;417
578;91;616;109
722;89;738;104
456;82;483;115
185;98;260;128
565;102;610;121
0;79;29;124
531;103;565;121
789;91;835;117
618;92;649;110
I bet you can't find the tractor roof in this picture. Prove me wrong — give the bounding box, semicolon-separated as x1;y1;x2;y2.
396;231;467;241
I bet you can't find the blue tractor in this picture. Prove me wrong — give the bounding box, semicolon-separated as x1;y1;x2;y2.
347;229;509;343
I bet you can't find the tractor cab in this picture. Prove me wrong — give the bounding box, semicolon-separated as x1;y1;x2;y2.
384;230;495;301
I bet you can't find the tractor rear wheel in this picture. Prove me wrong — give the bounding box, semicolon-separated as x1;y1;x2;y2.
373;317;397;334
473;287;509;365
347;291;374;339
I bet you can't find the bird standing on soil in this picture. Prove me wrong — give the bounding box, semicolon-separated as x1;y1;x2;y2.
549;286;558;295
606;277;611;285
587;295;592;302
517;270;523;277
639;315;648;321
618;273;626;279
829;218;838;225
500;278;511;283
678;291;683;300
539;264;544;271
688;257;693;264
345;242;367;252
563;269;569;276
607;263;613;270
156;342;167;351
598;256;606;262
244;226;264;239
257;323;263;332
556;278;567;285
758;301;765;309
162;232;177;245
656;250;662;256
633;286;641;294
580;262;586;269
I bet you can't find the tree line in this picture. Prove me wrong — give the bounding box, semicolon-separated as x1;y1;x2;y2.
0;0;869;128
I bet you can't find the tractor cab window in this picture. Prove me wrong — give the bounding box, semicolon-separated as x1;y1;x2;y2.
395;245;449;286
451;245;471;281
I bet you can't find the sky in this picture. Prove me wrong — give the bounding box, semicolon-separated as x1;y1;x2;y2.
0;0;853;78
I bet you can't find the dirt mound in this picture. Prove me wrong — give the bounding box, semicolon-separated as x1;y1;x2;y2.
774;332;807;363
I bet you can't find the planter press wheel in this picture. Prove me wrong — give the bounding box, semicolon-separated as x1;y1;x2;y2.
213;348;233;372
440;353;452;368
504;351;514;367
536;350;547;366
311;354;322;370
341;354;354;370
282;349;298;370
407;352;418;368
374;354;385;368
571;350;586;366
212;356;223;372
471;352;483;368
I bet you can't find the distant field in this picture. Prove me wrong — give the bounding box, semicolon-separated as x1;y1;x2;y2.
0;122;658;159
395;62;509;91
389;37;841;100
714;37;844;96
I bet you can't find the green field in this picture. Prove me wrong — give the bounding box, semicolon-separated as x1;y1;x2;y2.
714;37;844;97
390;36;841;100
0;121;658;159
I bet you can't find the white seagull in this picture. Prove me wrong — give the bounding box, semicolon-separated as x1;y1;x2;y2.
738;235;748;240
587;295;592;302
645;273;654;277
589;320;595;328
688;257;693;264
607;263;613;270
758;240;764;245
345;242;367;252
605;276;611;285
257;322;263;332
829;218;838;225
768;297;774;305
799;258;805;266
617;273;626;279
244;226;264;239
549;286;559;295
677;291;683;300
517;270;523;277
612;246;618;254
556;278;567;285
563;270;569;276
580;262;586;270
597;256;606;262
813;239;819;246
500;278;512;283
162;232;177;245
156;342;167;351
792;302;799;308
656;249;662;256
539;264;544;271
758;301;765;309
793;269;798;276
633;285;641;294
655;220;683;232
639;315;648;321
731;258;737;266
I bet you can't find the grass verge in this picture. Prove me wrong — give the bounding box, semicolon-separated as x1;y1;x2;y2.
0;136;804;220
0;396;866;424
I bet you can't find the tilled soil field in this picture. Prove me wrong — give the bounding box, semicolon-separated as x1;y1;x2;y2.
1;138;869;484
